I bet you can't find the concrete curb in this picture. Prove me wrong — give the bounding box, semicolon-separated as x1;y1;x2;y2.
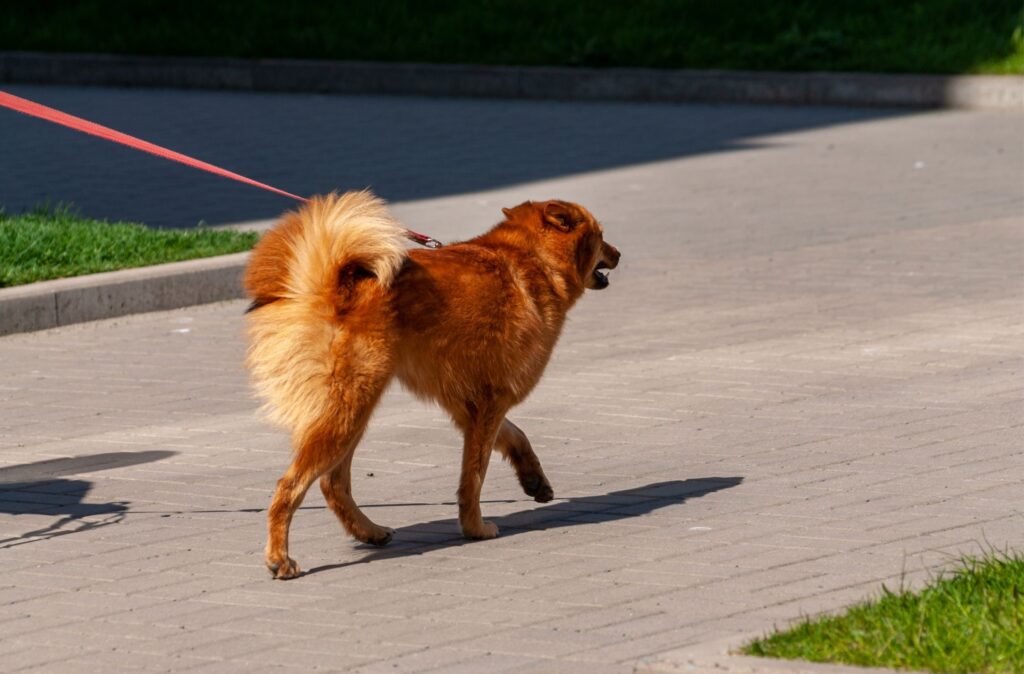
2;51;1022;109
0;252;248;336
635;636;930;674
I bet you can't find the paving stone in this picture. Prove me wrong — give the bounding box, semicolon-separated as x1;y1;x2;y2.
1;87;1021;671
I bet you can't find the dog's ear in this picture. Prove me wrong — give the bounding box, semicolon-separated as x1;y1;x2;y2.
542;202;576;233
502;202;533;222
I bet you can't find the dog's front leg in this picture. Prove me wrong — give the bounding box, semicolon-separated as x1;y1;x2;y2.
458;406;505;539
495;419;554;503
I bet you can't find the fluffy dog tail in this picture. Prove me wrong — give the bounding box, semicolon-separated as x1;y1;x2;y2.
243;191;407;438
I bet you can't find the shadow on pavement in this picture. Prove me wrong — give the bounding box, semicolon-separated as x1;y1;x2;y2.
304;476;743;577
0;450;176;548
1;84;908;227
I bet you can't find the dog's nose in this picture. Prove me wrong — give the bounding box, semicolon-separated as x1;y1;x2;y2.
603;243;621;269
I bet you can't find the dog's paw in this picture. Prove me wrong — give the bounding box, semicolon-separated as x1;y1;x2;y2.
520;473;554;503
532;483;554;503
462;519;499;540
266;556;301;580
359;526;394;547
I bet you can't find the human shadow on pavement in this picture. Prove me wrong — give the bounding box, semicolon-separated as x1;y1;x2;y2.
0;450;176;548
304;476;743;577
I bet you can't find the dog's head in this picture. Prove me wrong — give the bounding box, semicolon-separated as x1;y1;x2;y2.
502;200;620;292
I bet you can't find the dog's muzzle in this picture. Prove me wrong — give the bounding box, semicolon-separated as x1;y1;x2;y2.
590;243;620;290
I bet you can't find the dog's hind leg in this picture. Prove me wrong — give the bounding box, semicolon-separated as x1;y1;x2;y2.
495;419;554;503
320;436;394;546
265;422;346;580
457;403;507;540
265;366;391;579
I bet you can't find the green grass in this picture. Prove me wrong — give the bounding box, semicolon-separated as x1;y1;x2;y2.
0;207;258;287
1;1;1022;74
744;553;1024;674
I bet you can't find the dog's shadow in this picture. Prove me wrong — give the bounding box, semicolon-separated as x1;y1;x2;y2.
305;476;743;576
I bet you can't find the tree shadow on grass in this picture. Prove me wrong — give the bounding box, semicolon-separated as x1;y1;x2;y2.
304;476;743;577
0;450;176;548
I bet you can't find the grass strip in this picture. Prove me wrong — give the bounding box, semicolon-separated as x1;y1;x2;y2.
744;552;1024;673
0;207;258;287
1;1;1022;75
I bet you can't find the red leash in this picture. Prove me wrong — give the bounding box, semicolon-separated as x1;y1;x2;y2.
0;90;442;248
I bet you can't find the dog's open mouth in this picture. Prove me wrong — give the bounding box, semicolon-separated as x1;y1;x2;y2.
592;261;611;289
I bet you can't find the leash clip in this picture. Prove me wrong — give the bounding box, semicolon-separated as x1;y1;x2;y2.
405;230;443;249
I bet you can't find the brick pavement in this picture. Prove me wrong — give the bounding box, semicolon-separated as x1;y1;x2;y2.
1;91;1023;672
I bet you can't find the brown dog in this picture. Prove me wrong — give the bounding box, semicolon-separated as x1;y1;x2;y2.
244;191;620;579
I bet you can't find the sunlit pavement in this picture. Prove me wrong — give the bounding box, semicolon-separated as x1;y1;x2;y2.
1;87;1022;672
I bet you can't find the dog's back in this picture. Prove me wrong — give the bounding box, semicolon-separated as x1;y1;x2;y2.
391;235;570;415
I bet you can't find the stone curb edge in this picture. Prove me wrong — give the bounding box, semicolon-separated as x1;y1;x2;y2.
634;636;931;674
0;252;249;337
2;51;1022;109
